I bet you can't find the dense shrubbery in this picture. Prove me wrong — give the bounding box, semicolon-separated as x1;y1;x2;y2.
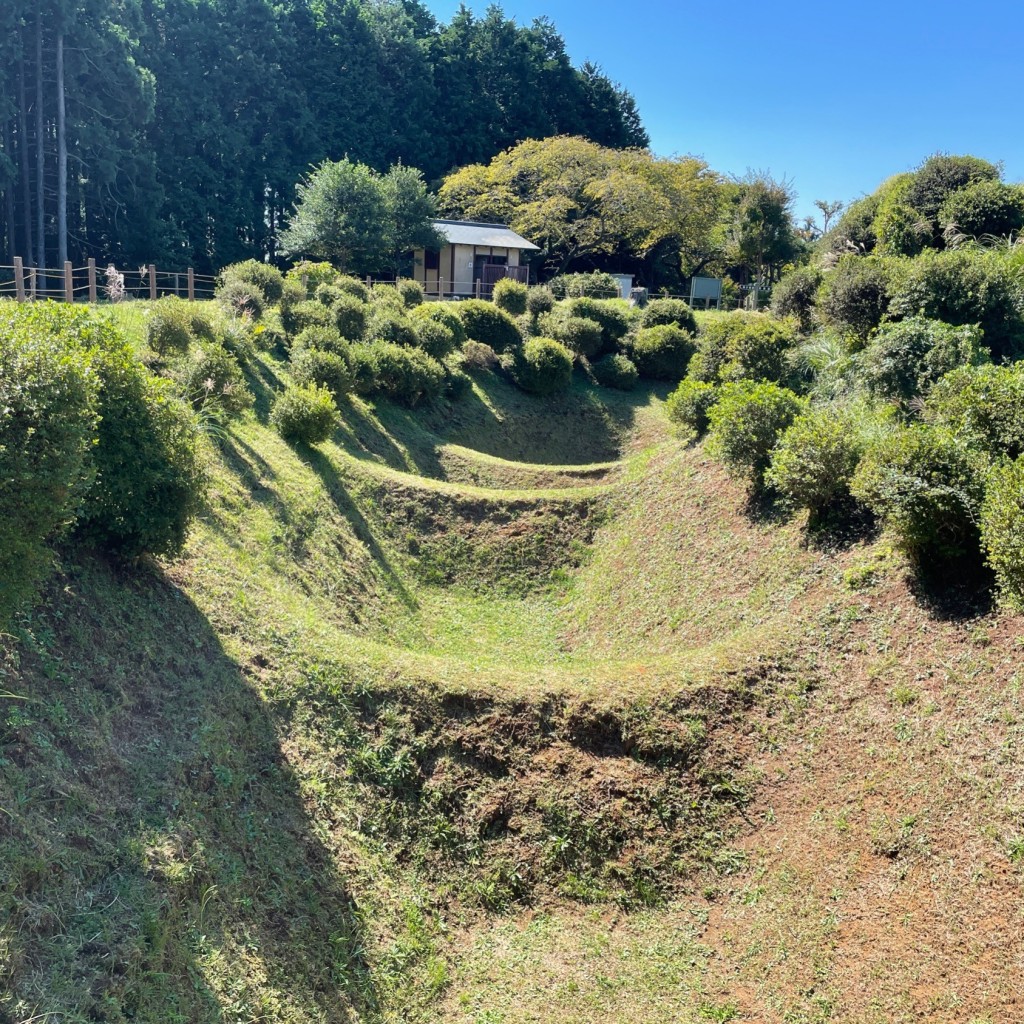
770;267;821;330
512;338;574;395
688;311;794;384
335;276;372;303
555;315;603;358
271;383;340;443
980;457;1024;607
413;318;456;360
665;378;718;440
397;279;425;307
285;261;340;295
292;325;348;356
367;307;418;347
174;344;254;417
147;296;196;356
411;303;467;347
457;299;522;352
627;324;695;380
220;260;285;304
332;295;369;340
549;271;619;299
493;278;528;316
707;381;805;486
462;340;499;372
939;180;1024;240
216;278;266;321
291;346;353;399
638;298;697;335
591;353;638;390
860;317;985;404
282;298;332;336
526;286;555;317
926;363;1024;459
851;424;987;563
569;297;632;351
366;342;446;406
816;256;891;339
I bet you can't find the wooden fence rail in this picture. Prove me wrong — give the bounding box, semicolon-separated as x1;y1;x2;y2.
0;259;218;303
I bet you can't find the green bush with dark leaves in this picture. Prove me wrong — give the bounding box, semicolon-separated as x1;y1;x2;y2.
549;271;619;299
281;298;332;336
271;383;340;444
555;315;603;358
493;277;528;316
291;346;353;399
926;363;1024;459
939;180;1024;240
664;378;718;440
332;294;368;341
980;457;1024;608
335;275;371;303
220;260;285;304
174;344;254;418
216;278;267;321
851;423;987;563
627;324;696;381
526;286;555;317
688;311;794;384
512;337;574;395
414;317;456;360
816;255;891;340
397;279;425;308
457;299;522;352
315;283;345;307
411;303;467;347
707;381;805;486
292;325;348;356
569;297;632;351
147;296;195;356
770;267;821;331
366;342;446;406
639;298;697;335
591;353;638;391
367;308;418;347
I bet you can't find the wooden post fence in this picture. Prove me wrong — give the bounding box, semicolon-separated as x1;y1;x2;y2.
88;259;97;303
148;264;157;300
187;267;195;301
14;257;25;301
64;261;74;303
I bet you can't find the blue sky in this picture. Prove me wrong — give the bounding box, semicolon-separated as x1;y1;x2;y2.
426;0;1024;225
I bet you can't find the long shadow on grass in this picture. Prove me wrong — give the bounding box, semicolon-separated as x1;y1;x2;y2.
242;358;283;424
299;445;419;612
908;557;997;622
0;555;379;1021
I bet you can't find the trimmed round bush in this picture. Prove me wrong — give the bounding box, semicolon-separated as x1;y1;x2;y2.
569;297;633;351
493;277;528;316
397;278;425;308
939;180;1024;240
591;353;638;391
457;299;522;352
0;305;100;623
271;383;340;444
370;284;406;311
512;337;574;395
817;255;891;339
555;315;603;358
707;381;806;486
79;346;207;557
526;286;555;316
904;154;999;221
282;298;332;336
411;303;467;347
286;261;340;296
549;271;619;299
766;407;865;520
627;324;696;381
639;298;698;335
293;325;348;356
279;277;307;317
147;296;195;356
220;260;284;304
860;317;985;403
367;308;418;347
980;457;1024;608
291;346;353;399
367;342;446;407
333;294;368;341
216;278;267;321
347;346;378;395
414;318;456;360
851;424;987;563
336;276;371;303
689;311;796;384
462;340;499;372
315;283;345;307
926;362;1024;459
174;344;253;418
770;267;821;331
665;378;718;440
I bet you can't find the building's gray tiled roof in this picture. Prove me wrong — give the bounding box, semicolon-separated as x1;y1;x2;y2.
433;219;539;250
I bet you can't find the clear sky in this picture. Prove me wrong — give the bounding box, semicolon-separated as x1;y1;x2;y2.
426;0;1024;225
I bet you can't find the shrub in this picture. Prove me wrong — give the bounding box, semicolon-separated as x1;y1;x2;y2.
511;337;574;395
411;303;467;347
217;277;266;320
707;381;806;486
220;259;284;304
315;283;345;307
442;355;474;400
665;379;718;440
333;294;368;341
628;324;696;381
291;346;353;399
282;298;334;336
367;308;418;347
186;306;217;343
293;325;348;356
851;424;987;563
549;271;619;299
336;275;371;303
770;267;821;331
79;345;206;557
414;318;456;360
766;407;865;520
271;383;339;444
817;255;891;339
639;298;697;335
825;193;881;256
888;248;1024;362
370;284;406;311
367;342;446;406
492;277;528;316
555;315;603;358
591;353;638;391
0;305;99;622
688;311;794;384
904;154;999;221
872;173;929;257
174;344;254;418
980;457;1024;608
457;299;522;352
396;278;425;308
146;296;195;356
569;297;633;351
279;277;307;318
462;340;499;372
926;363;1024;459
347;346;378;394
286;261;340;296
860;317;985;403
939;180;1024;240
526;286;555;316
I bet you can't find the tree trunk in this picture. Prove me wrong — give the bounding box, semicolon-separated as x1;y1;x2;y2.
3;121;15;264
56;30;67;268
18;62;33;265
35;7;46;291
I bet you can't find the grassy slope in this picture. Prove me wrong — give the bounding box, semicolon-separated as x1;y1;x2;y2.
3;315;1024;1023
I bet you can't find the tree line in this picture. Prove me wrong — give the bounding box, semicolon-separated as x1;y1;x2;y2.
0;0;647;276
